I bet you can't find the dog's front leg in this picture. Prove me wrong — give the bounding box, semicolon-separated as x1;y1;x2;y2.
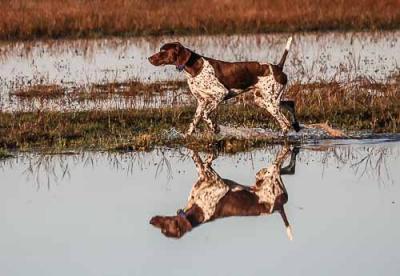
202;100;220;134
186;100;206;137
189;149;206;176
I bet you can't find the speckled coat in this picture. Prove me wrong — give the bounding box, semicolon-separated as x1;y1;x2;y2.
185;147;290;222
185;59;290;134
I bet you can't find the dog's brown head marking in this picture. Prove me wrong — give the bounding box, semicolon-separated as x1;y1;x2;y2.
148;42;191;70
150;215;193;238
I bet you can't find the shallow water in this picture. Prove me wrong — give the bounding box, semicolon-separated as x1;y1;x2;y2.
1;140;399;275
1;31;399;87
1;31;399;112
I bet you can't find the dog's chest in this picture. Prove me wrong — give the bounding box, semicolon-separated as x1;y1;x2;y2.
254;165;286;212
186;175;229;222
185;59;228;100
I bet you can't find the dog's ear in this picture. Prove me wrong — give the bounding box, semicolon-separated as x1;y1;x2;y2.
175;43;191;70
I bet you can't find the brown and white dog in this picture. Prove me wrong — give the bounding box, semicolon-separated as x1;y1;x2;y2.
148;38;300;136
150;145;298;239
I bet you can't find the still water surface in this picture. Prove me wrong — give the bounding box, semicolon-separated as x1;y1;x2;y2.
1;31;399;89
1;31;399;112
0;140;399;275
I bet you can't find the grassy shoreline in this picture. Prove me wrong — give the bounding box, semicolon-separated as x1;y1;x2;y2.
1;101;399;153
2;78;399;152
1;0;400;41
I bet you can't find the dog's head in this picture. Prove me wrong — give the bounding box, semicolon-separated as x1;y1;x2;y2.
148;42;191;70
150;215;192;238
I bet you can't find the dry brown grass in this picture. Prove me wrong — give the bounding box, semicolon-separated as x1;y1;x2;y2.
88;80;185;98
12;84;67;99
11;80;186;101
1;0;399;40
285;81;400;131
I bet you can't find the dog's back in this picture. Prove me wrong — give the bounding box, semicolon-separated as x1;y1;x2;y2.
206;59;269;90
205;37;292;91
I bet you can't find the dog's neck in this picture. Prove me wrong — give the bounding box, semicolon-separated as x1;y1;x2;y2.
183;204;205;227
183;50;204;77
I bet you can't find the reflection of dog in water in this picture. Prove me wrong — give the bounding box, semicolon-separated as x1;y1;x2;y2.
150;145;299;239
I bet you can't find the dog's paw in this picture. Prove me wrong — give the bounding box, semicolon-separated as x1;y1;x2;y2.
292;122;301;132
292;146;300;155
213;125;221;135
280;129;289;136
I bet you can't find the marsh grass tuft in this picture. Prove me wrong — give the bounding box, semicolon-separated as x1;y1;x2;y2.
12;81;187;101
83;80;186;100
12;84;67;99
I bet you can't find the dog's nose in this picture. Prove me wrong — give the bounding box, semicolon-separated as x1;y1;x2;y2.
148;56;153;63
150;216;161;226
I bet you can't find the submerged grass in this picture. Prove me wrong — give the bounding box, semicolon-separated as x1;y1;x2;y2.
12;84;67;99
1;0;400;40
12;80;187;101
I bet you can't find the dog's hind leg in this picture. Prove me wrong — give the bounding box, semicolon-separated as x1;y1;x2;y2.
280;100;300;132
254;76;291;134
280;146;299;175
265;104;291;134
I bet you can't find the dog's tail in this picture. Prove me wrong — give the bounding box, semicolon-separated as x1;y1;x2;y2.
277;36;293;69
278;207;293;241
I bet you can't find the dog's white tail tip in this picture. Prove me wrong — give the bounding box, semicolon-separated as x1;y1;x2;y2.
285;36;293;51
286;226;293;241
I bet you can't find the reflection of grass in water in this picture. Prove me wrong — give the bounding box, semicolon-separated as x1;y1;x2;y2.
1;144;398;190
312;145;393;182
1;0;400;40
0;148;12;159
